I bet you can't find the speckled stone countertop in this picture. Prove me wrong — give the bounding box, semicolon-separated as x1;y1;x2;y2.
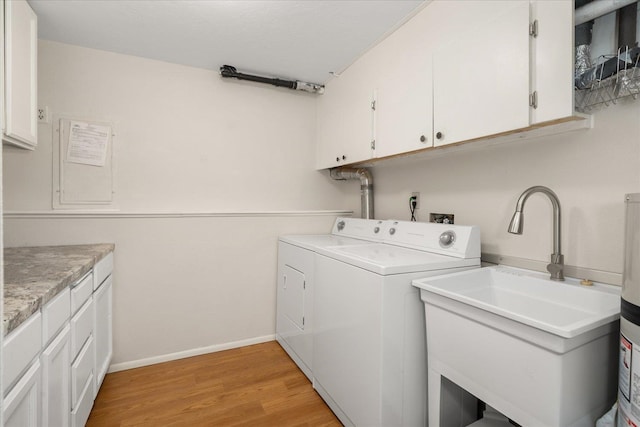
4;244;114;336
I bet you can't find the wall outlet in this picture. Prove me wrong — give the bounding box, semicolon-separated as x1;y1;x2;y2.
37;106;50;123
430;213;454;224
410;192;420;209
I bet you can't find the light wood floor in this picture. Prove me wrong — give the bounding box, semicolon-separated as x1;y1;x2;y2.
87;341;342;427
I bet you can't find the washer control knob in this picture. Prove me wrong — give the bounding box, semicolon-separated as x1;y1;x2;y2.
389;228;396;235
439;231;456;248
374;226;380;233
337;220;346;231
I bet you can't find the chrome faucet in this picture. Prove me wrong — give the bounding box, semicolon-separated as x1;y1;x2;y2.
508;186;564;281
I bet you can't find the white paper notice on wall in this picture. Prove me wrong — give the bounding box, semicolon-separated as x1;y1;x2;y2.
53;116;116;209
67;121;110;166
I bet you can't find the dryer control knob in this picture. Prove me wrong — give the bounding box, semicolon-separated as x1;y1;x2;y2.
439;231;456;248
337;220;346;231
389;228;396;235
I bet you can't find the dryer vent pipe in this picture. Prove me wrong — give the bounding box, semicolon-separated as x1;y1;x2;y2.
330;167;374;219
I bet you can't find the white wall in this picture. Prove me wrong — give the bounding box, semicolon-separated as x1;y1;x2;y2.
372;101;640;279
3;41;356;366
3;214;340;367
4;40;358;212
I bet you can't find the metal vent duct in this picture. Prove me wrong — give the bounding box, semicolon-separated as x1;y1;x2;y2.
330;167;374;219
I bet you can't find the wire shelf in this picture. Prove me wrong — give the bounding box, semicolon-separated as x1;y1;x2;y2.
574;48;640;112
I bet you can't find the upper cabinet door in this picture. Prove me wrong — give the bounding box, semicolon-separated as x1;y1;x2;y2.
3;0;38;149
316;76;375;170
433;1;530;147
530;0;574;124
375;13;433;158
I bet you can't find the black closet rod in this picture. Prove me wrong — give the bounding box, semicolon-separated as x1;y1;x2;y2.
219;65;324;94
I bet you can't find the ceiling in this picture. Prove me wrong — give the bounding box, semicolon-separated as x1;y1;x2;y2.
29;0;425;85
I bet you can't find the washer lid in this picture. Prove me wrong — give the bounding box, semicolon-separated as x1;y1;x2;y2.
279;234;370;252
318;243;480;275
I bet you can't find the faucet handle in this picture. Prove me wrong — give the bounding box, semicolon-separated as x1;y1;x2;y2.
547;253;565;281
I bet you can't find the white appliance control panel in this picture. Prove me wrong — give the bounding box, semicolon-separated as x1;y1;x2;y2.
331;218;389;241
331;217;480;259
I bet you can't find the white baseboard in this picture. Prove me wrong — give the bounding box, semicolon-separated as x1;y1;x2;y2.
107;334;276;373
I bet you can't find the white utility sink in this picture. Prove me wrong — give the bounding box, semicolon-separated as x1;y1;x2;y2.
413;265;620;427
414;265;620;339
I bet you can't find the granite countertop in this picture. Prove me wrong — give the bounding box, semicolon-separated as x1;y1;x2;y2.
4;244;115;336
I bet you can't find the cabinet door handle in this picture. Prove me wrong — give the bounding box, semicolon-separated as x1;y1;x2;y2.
436;132;443;140
420;135;427;143
342;155;346;160
336;157;340;162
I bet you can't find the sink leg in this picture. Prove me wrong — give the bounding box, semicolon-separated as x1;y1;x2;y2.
428;368;442;427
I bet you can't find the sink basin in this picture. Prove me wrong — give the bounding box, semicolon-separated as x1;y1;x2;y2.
412;265;620;339
412;265;620;427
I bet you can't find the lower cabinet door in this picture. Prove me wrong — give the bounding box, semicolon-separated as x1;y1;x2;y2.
71;373;95;427
71;335;95;407
71;334;95;427
42;324;71;427
3;360;42;427
94;276;113;393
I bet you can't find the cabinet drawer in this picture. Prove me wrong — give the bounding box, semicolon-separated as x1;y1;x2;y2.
42;288;70;346
94;252;113;290
71;335;94;408
70;298;93;359
71;372;94;427
3;312;42;395
71;272;93;314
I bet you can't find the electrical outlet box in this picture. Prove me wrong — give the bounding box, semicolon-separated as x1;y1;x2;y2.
411;192;420;209
430;213;454;224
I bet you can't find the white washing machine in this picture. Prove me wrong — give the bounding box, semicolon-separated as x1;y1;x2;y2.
313;220;481;427
276;217;389;380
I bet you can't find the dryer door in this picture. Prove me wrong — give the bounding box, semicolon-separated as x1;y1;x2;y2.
282;265;305;330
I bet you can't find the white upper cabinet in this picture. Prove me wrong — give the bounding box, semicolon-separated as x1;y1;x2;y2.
374;8;433;158
316;68;375;169
3;0;38;149
315;0;581;169
530;0;574;124
433;1;531;147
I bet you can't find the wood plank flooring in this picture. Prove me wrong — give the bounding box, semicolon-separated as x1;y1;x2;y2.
87;341;342;427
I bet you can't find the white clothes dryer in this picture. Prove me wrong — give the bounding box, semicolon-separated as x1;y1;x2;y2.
276;217;389;380
312;220;481;427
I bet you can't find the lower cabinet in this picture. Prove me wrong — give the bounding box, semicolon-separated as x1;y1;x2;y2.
41;325;71;427
2;250;114;427
3;360;41;427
